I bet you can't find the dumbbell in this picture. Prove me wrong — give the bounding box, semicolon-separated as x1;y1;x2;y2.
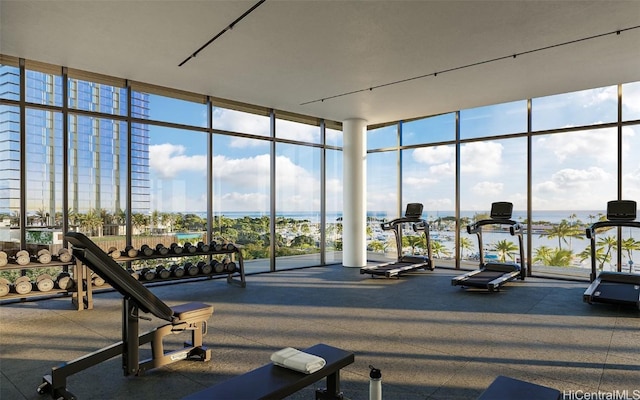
0;278;9;297
16;250;30;266
58;248;73;263
223;258;237;273
108;247;122;259
183;242;197;254
156;265;171;279
155;244;169;256
184;262;199;276
56;272;74;290
224;243;237;251
125;245;139;258
197;241;210;252
0;251;7;267
212;259;224;273
36;274;55;292
13;276;32;295
127;269;140;280
170;243;183;255
170;263;185;278
140;244;154;257
37;249;52;264
197;261;212;275
212;242;224;252
140;267;156;281
92;273;105;287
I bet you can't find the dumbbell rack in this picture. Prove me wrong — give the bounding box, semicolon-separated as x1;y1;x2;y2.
0;258;83;309
79;245;246;310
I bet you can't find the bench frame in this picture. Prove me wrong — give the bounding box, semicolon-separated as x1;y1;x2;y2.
38;232;214;400
182;343;355;400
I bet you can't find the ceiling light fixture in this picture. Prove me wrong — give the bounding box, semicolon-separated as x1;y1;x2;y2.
179;0;267;67
301;25;640;106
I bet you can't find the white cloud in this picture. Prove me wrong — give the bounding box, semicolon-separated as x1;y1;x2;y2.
471;181;503;196
213;108;270;136
412;146;453;164
149;143;207;179
404;176;439;186
460;141;503;175
533;166;614;209
535;128;617;164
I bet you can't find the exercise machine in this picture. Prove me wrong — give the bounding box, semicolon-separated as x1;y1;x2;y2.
452;202;525;291
360;203;433;278
38;232;214;400
583;200;640;310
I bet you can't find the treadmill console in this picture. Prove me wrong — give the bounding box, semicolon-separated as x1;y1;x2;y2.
404;203;424;219
607;200;637;221
490;202;513;220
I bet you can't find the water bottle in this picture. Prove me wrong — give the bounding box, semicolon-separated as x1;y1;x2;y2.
369;365;382;400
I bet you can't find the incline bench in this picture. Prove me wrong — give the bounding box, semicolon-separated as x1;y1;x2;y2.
183;343;355;400
38;232;214;400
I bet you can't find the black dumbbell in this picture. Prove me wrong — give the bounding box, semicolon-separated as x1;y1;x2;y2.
183;242;197;254
155;244;169;256
223;259;237;273
197;261;212;275
170;263;185;278
170;243;183;255
107;247;122;259
58;248;73;263
140;244;154;257
13;276;32;295
184;262;199;276
125;245;139;258
56;272;74;290
212;259;224;273
92;273;106;287
0;278;9;297
156;265;171;279
197;241;210;252
36;274;55;292
140;267;156;281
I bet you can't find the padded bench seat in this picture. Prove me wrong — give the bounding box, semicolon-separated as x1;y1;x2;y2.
172;302;214;323
183;343;354;400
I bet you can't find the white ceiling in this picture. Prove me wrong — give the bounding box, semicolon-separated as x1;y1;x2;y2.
2;0;639;125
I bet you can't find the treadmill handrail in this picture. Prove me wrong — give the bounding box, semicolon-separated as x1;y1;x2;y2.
585;220;640;239
65;232;176;322
467;219;521;235
381;216;426;230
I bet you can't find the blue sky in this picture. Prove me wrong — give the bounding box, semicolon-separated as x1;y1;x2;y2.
145;82;640;214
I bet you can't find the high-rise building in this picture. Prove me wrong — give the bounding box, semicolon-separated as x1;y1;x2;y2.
0;65;150;234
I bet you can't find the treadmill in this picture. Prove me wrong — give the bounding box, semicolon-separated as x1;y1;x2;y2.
360;203;433;278
583;200;640;310
451;202;525;292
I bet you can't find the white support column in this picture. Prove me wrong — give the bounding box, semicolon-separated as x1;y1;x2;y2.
342;118;367;268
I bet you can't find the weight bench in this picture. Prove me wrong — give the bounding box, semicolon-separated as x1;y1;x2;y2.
38;232;214;400
182;343;355;400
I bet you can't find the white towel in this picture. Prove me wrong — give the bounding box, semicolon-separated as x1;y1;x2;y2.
270;347;326;374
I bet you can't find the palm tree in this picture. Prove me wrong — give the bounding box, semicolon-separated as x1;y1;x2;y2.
533;245;553;265
430;240;451;259
621;237;640;269
368;241;387;253
540;219;583;250
578;246;610;271
492;239;519;262
534;246;573;267
402;234;425;255
596;235;618;270
458;236;474;259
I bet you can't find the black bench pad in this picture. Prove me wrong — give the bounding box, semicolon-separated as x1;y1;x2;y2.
183;343;354;400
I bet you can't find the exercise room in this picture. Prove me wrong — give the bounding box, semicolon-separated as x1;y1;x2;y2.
1;1;639;399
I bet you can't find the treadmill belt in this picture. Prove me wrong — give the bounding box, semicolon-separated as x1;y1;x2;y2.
462;270;505;287
593;281;640;305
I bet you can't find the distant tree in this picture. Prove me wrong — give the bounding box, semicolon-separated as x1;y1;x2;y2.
430;240;451;259
459;236;474;259
402;234;425;255
492;239;519;262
